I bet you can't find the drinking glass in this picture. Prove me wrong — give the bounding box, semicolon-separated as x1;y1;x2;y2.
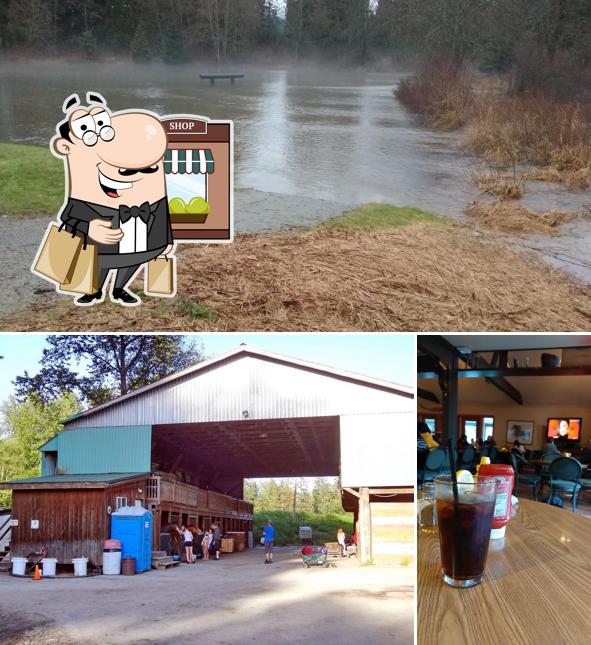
434;475;498;588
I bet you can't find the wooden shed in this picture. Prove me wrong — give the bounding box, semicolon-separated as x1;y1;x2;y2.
5;473;147;565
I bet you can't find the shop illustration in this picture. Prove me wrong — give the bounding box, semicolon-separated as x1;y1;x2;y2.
162;115;233;242
31;94;233;308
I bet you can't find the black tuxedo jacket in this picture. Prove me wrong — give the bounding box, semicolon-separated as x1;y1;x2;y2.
59;197;173;256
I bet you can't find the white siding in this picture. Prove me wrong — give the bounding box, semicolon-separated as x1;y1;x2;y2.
68;356;413;428
339;411;415;487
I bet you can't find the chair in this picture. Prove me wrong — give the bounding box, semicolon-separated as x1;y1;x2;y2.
481;446;498;462
459;445;475;470
504;452;542;501
417;448;446;490
539;452;561;497
548;457;583;512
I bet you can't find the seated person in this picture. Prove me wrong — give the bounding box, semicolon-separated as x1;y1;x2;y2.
543;437;562;456
458;433;470;453
418;421;439;449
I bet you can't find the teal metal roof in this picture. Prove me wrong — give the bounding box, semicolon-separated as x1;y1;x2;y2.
3;472;148;486
39;435;60;451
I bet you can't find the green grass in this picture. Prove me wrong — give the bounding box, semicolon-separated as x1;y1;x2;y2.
176;298;220;322
0;143;444;231
319;202;440;230
253;510;354;546
0;143;64;214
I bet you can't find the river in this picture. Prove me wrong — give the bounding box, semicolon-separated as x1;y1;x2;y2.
0;61;589;315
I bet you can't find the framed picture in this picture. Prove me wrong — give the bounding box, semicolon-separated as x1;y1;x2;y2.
507;420;534;445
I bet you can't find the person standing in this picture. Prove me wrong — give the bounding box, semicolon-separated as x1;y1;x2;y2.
211;523;222;561
337;528;347;557
262;520;275;564
202;529;210;560
181;525;194;564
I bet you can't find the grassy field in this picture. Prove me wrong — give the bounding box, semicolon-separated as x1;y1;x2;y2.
0;143;64;214
320;202;440;229
253;510;354;546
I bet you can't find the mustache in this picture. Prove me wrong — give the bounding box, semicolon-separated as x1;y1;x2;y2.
117;165;159;176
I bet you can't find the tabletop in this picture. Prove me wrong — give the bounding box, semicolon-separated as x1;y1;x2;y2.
418;498;591;645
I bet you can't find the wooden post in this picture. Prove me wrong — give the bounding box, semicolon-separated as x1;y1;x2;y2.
359;487;372;564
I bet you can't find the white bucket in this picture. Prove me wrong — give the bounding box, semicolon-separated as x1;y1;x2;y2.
11;557;28;576
102;551;121;575
41;558;58;577
72;557;88;576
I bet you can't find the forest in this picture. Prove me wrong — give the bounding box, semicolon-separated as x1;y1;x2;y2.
0;0;589;70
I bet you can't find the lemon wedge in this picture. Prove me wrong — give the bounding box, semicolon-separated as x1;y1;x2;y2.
456;469;474;494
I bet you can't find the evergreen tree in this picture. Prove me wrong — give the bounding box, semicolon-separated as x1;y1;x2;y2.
131;22;152;62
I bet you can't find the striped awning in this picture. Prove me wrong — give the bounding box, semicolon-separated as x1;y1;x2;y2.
164;149;214;174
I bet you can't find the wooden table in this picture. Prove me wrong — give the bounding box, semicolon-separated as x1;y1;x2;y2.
418;499;591;645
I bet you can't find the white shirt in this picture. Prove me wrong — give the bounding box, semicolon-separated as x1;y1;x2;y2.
183;529;192;542
119;216;148;254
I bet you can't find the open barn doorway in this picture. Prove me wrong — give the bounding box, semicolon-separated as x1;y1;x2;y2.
244;476;354;554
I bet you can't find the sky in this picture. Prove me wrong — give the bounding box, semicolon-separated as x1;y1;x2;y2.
0;333;415;404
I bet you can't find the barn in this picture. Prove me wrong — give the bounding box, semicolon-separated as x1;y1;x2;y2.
1;346;415;566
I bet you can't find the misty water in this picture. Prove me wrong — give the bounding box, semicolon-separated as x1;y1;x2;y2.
0;62;590;314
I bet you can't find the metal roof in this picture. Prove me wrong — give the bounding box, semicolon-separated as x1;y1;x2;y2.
64;346;414;429
0;472;147;489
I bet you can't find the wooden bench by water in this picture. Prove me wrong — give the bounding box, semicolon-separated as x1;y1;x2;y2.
200;73;244;85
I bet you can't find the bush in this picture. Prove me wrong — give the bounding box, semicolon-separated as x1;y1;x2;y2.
395;57;474;130
509;47;591;103
77;30;98;57
253;510;354;546
464;95;591;173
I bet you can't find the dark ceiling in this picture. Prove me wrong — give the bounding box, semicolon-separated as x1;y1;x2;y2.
152;416;341;481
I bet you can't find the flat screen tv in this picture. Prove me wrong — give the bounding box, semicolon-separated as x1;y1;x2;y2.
546;418;582;441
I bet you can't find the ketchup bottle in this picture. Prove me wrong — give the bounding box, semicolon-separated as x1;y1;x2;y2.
478;463;514;539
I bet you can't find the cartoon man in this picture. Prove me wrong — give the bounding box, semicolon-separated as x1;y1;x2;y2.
49;91;174;306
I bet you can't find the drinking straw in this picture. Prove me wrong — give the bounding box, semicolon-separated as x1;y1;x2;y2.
447;439;460;505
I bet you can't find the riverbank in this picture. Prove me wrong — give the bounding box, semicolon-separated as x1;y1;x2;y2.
396;59;591;208
1;205;588;332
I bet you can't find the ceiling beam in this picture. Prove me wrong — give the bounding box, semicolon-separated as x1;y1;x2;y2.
218;423;270;471
286;421;315;470
418;388;439;403
461;367;591;378
418;335;523;405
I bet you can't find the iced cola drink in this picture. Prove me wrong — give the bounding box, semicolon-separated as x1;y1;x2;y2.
434;475;497;588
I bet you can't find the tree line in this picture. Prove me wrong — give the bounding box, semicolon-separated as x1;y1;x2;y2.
0;335;200;507
245;477;344;515
1;1;589;69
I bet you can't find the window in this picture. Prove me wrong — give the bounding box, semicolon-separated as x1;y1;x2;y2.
463;420;478;444
482;417;494;441
116;497;127;509
423;418;436;434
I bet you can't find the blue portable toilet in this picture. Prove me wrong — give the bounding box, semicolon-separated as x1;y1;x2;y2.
111;506;153;573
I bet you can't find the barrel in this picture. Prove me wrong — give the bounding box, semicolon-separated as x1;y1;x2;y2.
41;558;58;577
103;539;122;575
72;557;88;576
11;557;28;576
121;557;136;576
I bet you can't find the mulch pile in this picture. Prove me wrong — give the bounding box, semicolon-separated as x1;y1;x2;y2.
2;222;589;332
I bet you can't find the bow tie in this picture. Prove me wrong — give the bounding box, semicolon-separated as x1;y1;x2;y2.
119;202;151;224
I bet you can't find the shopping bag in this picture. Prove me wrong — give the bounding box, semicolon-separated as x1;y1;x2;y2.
146;256;176;296
60;241;98;295
32;221;83;285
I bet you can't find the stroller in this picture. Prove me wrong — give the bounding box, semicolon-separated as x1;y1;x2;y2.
301;546;329;568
